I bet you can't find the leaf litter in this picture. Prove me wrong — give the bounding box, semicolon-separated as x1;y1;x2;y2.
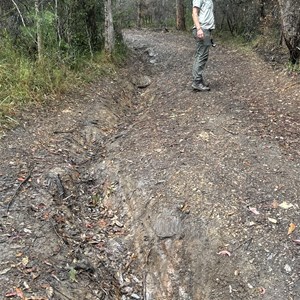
0;28;300;299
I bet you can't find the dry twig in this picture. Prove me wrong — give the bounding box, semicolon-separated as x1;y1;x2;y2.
6;168;33;214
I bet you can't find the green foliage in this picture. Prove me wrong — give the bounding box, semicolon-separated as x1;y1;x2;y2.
0;36;72;114
185;0;194;30
68;267;78;282
0;34;123;131
112;34;129;65
286;61;300;73
215;31;260;57
0;0;129;131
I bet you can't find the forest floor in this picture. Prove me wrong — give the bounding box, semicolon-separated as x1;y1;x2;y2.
0;29;300;300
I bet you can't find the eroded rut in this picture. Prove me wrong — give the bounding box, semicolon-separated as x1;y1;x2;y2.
1;29;300;300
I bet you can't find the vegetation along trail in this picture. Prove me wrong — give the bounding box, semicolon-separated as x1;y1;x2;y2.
1;29;300;299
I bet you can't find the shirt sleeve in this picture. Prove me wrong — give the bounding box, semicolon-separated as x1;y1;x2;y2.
193;0;202;8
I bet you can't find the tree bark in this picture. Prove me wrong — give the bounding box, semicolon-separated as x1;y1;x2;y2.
35;0;43;62
55;0;62;51
137;0;142;28
277;0;300;64
176;0;186;31
104;0;114;54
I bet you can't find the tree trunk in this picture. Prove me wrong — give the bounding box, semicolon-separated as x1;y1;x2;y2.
137;0;142;28
277;0;300;64
104;0;114;54
35;0;43;62
55;0;62;51
176;0;186;31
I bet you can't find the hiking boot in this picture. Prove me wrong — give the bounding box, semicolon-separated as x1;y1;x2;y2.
192;81;210;91
201;79;209;87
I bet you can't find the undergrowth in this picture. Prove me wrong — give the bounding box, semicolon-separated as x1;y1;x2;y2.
215;30;300;75
214;31;256;53
0;37;128;132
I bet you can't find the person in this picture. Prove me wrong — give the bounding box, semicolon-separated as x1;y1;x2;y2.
191;0;215;91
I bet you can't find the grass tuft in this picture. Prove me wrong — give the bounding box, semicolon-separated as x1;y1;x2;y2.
0;37;125;132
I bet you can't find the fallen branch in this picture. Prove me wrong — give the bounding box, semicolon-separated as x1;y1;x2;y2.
47;283;73;300
233;237;253;252
6;169;32;214
222;127;238;135
247;198;272;208
281;82;299;92
10;0;26;27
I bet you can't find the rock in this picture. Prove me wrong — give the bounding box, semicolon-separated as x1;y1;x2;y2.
284;264;292;273
44;166;78;200
131;75;151;88
152;209;181;238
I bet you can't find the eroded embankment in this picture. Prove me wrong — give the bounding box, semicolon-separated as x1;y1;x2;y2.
0;56;151;299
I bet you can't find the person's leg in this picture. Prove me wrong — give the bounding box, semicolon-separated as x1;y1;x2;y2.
192;29;211;91
192;42;209;82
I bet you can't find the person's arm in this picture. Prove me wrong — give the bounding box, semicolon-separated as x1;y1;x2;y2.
192;6;204;39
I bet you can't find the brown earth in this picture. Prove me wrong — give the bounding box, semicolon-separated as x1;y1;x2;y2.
0;28;300;300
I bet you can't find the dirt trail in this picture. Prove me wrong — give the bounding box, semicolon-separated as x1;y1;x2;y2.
0;29;300;300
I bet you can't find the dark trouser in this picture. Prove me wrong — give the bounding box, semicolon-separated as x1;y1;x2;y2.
192;28;212;83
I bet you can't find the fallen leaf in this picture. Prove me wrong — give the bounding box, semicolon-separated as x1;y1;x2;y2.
15;288;25;299
85;222;94;229
5;291;17;298
46;286;54;298
268;217;278;224
31;272;40;280
288;223;296;235
272;200;279;208
23;282;30;290
24;267;36;274
22;256;29;267
113;220;124;228
279;201;294;209
248;207;260;215
43;261;53;267
0;268;11;275
247;221;256;226
258;287;266;295
42;212;50;220
97;219;107;228
292;239;300;245
68;267;77;282
217;250;231;256
284;264;292;273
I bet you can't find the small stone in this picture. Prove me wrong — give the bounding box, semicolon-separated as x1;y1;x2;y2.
131;294;140;299
268;217;278;224
114;220;124;227
122;286;133;294
284;264;292;273
246;221;256;227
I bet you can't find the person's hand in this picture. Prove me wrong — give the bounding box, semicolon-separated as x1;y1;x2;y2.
197;28;204;40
